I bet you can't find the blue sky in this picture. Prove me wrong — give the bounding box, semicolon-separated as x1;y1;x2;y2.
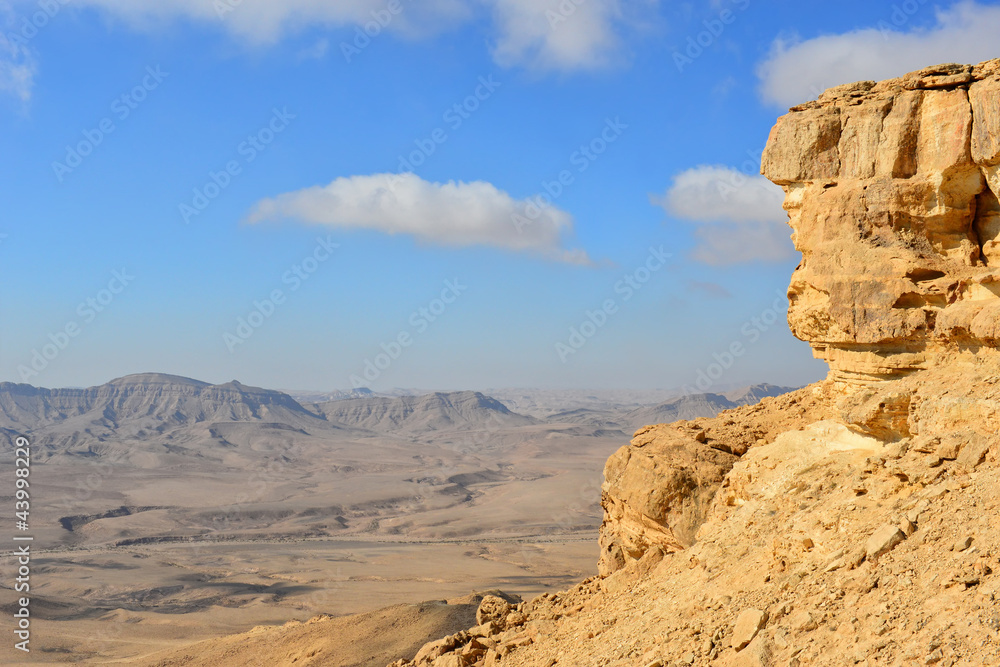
2;0;998;391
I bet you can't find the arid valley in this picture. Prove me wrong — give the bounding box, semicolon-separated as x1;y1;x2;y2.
8;2;1000;666
0;374;787;664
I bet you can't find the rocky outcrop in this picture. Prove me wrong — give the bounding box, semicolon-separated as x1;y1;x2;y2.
761;60;1000;384
391;61;1000;667
598;385;835;575
598;426;737;575
455;367;998;666
595;60;1000;579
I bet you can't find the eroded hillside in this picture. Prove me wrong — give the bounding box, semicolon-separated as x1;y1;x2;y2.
389;60;1000;667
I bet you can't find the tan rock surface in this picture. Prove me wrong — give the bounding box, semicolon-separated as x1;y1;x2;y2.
388;61;1000;667
598;385;836;575
393;369;999;665
732;609;768;651
762;60;1000;384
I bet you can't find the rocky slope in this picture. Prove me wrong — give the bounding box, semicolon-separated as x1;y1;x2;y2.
389;61;1000;667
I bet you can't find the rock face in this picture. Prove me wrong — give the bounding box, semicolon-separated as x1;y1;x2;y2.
598;386;835;575
598;426;738;575
732;609;768;651
761;61;1000;383
388;62;1000;667
593;60;1000;575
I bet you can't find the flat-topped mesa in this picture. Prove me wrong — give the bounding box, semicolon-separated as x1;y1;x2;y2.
762;60;1000;383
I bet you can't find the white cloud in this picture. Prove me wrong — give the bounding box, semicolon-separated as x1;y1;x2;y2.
652;165;793;265
687;222;794;266
246;172;591;264
758;1;1000;108
0;38;35;103
24;0;471;43
653;165;785;224
7;0;650;72
0;8;37;103
2;0;461;100
489;0;628;71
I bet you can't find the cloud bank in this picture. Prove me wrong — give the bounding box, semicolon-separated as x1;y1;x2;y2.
488;0;637;71
653;165;792;265
758;1;1000;107
70;0;470;43
1;0;658;100
246;172;591;264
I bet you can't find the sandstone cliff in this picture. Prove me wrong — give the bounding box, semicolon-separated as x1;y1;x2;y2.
391;61;1000;667
762;61;1000;384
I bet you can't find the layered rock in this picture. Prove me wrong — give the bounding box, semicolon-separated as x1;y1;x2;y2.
596;60;1000;579
391;62;1000;667
761;61;1000;383
597;386;834;575
598;425;738;575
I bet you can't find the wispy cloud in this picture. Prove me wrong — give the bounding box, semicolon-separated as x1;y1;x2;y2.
652;165;793;265
685;222;794;266
0;8;38;103
246;172;592;264
14;0;654;72
687;280;732;299
297;38;329;60
488;0;649;71
0;0;658;102
757;1;1000;107
58;0;471;43
653;165;785;224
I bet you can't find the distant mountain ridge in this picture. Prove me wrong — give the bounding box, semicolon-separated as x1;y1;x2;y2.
0;375;542;446
0;373;318;432
0;375;796;448
307;391;538;434
723;383;794;405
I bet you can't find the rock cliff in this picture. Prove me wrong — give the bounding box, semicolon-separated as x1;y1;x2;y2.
761;61;1000;384
391;61;1000;667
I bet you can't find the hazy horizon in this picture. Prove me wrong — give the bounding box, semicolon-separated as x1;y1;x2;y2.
1;368;801;397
